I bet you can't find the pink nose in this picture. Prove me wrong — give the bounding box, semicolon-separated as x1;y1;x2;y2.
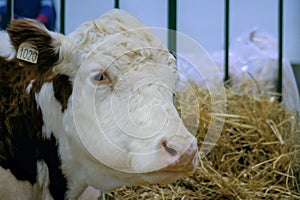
161;138;198;172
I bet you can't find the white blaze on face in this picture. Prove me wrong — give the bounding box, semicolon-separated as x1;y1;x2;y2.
111;64;176;138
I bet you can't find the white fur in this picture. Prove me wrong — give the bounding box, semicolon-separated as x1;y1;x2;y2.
26;80;35;94
36;161;53;200
79;187;101;200
0;162;53;200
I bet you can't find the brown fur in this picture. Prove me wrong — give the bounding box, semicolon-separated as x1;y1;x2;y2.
53;75;73;111
0;19;71;199
6;19;59;73
3;19;72;111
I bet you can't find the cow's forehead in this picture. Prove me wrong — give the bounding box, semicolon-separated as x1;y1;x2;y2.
69;9;176;75
82;35;173;69
68;9;149;53
69;9;147;40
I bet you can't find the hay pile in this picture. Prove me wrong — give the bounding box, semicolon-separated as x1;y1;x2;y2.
103;84;300;200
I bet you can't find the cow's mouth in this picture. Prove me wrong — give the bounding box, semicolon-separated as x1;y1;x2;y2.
142;166;197;185
149;152;198;175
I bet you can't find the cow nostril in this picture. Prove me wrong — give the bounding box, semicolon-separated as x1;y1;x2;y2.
162;140;177;156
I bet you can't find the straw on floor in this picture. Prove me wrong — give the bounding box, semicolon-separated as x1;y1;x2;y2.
103;82;300;200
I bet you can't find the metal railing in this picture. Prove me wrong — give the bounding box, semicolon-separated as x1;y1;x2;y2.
5;0;285;100
111;0;284;99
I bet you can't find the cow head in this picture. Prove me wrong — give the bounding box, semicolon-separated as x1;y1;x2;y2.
7;9;198;192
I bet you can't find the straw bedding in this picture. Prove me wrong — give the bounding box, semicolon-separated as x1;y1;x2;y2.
103;83;300;200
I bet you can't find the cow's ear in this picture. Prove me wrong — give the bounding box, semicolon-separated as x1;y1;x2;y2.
6;19;62;73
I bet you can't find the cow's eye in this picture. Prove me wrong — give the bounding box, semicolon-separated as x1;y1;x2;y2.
93;72;106;81
90;70;111;85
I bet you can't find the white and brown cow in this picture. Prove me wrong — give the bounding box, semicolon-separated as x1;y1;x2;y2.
0;9;198;200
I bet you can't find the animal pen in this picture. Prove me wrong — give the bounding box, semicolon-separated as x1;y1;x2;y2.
5;0;300;199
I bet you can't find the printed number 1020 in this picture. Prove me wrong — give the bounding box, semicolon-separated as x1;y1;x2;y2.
18;47;38;63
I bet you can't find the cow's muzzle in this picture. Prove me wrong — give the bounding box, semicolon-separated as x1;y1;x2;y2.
159;136;198;173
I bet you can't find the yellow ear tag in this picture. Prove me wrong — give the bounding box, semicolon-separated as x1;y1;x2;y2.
17;42;39;64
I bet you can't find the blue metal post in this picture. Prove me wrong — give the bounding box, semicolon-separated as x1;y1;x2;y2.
60;0;65;34
6;0;13;25
115;0;119;9
224;0;230;83
277;0;283;102
168;0;177;55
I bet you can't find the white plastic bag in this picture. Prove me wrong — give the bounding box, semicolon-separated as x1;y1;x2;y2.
178;28;299;113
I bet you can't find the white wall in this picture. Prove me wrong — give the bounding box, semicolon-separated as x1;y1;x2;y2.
55;0;300;63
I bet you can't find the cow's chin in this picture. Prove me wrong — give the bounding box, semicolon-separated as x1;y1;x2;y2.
142;169;196;185
141;155;198;184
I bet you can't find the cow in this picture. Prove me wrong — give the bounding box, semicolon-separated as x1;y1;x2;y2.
0;9;198;200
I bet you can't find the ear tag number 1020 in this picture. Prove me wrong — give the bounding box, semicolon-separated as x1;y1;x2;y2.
17;42;39;64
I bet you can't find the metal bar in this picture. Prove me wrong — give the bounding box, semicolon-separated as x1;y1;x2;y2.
6;0;13;25
277;0;283;102
60;0;65;34
115;0;119;9
224;0;230;83
168;0;177;55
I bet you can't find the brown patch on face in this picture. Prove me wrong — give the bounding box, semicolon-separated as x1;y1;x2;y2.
53;75;73;112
